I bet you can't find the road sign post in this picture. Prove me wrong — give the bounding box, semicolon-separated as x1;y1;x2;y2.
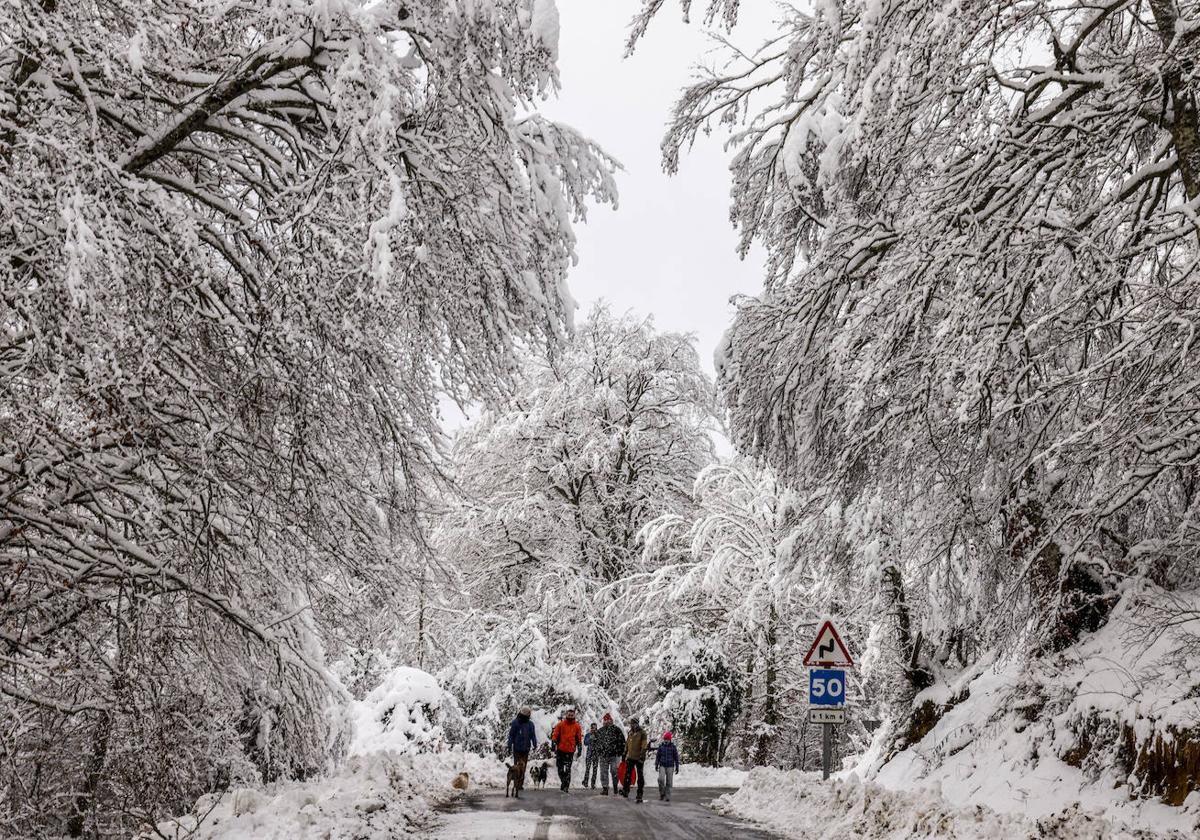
804;620;854;782
822;719;833;781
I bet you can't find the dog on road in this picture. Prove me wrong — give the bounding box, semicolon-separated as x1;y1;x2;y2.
530;762;549;789
451;771;470;791
505;762;523;798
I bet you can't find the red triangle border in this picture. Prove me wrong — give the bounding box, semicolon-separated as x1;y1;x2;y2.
803;620;854;667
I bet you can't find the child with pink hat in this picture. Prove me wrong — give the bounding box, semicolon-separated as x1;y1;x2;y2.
654;731;681;801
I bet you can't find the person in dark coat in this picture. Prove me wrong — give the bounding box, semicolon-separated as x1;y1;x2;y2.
592;712;626;795
506;706;537;794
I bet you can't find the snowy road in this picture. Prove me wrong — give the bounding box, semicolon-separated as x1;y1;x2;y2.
434;786;780;840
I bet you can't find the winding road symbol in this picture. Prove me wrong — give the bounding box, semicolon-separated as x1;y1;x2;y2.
803;620;854;668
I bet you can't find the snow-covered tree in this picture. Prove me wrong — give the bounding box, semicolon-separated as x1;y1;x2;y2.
0;1;615;834
636;0;1200;680
636;459;869;768
650;629;745;765
437;308;716;694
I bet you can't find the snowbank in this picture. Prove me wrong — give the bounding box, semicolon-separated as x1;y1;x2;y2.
144;749;506;840
714;767;1195;839
673;764;748;788
349;665;464;756
860;588;1200;834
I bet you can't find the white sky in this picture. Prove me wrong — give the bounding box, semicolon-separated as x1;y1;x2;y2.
543;1;769;377
440;1;775;430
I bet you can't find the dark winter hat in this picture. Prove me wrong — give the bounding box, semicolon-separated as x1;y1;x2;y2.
629;717;639;725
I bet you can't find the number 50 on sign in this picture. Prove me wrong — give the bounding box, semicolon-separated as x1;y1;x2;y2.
808;668;846;706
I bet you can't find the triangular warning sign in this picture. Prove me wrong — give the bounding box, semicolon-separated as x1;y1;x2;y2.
803;620;854;668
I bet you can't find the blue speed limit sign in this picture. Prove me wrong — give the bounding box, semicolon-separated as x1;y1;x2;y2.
808;668;846;706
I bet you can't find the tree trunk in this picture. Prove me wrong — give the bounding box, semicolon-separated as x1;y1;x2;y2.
882;565;932;692
66;711;111;838
1150;0;1200;201
755;606;779;765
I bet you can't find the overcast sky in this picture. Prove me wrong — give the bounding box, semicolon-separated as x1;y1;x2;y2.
440;3;773;430
542;1;770;376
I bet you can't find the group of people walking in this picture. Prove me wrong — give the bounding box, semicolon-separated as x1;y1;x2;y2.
506;706;682;803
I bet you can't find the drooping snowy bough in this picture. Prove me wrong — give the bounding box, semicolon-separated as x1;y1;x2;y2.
639;0;1200;669
0;1;615;834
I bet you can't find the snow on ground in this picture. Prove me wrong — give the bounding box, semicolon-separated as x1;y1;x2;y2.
349;665;464;756
143;749;506;840
672;764;748;788
858;587;1200;835
714;767;1195;839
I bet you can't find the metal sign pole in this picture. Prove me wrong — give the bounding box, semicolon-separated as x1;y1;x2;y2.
822;721;832;780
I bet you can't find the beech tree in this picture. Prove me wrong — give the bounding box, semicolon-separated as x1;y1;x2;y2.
638;462;808;764
436;308;715;693
0;1;616;834
635;0;1200;677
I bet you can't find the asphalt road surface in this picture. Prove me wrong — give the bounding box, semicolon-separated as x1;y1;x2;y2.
434;785;781;840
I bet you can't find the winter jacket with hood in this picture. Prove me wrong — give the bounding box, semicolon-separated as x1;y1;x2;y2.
507;714;537;754
624;725;650;760
655;740;680;770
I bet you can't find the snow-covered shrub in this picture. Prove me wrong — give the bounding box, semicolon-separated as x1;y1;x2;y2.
348;667;465;757
647;630;745;765
333;646;396;703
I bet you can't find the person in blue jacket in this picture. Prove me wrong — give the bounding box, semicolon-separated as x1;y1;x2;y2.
507;706;538;794
654;731;681;802
582;723;599;787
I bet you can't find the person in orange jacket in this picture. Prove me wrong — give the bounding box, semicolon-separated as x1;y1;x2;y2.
550;708;584;792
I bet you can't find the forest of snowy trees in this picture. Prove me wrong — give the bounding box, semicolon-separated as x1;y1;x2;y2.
4;0;1200;837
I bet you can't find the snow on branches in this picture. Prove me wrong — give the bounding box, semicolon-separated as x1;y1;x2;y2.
435;308;715;694
646;1;1200;661
0;0;615;834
